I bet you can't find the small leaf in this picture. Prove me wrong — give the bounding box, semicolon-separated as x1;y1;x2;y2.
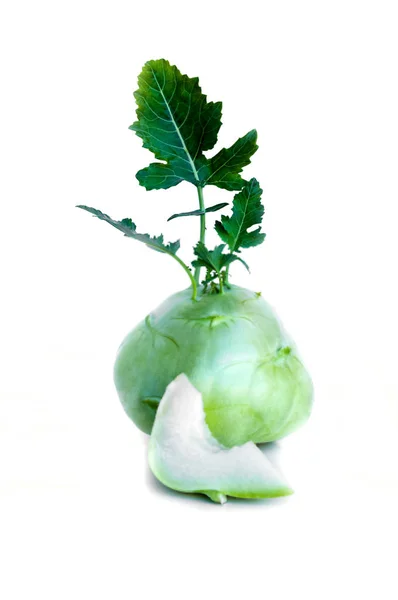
215;178;265;252
76;205;180;256
167;202;229;222
225;254;250;272
199;130;259;191
192;242;238;274
131;59;222;190
192;242;225;273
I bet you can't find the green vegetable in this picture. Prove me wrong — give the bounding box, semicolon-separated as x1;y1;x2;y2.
78;58;313;502
114;285;312;447
149;374;293;503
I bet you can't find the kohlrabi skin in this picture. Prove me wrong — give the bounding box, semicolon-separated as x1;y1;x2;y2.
114;285;313;447
77;58;314;502
148;373;293;503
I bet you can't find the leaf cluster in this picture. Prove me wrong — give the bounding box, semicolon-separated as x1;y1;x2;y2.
77;59;267;297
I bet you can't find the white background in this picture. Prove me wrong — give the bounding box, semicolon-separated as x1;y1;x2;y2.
1;1;398;598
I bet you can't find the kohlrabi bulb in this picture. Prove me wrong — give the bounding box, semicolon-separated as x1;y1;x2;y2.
114;285;313;448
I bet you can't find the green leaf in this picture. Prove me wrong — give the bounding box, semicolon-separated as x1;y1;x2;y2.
228;254;250;272
131;59;222;190
76;205;180;256
214;178;265;252
167;202;229;222
136;163;185;190
199;130;259;191
192;242;239;274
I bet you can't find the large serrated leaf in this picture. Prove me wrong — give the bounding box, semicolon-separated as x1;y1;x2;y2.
131;59;222;190
214;178;265;252
76;205;180;256
199;130;259;191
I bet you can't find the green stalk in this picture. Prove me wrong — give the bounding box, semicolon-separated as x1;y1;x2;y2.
173;254;197;301
198;186;206;246
194;186;206;284
218;271;224;294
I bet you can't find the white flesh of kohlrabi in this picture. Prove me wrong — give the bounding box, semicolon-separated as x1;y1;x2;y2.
148;374;293;504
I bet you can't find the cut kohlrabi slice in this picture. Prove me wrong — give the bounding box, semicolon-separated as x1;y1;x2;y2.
148;374;293;504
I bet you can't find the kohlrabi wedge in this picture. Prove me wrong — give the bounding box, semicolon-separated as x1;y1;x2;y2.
148;374;293;504
78;58;313;503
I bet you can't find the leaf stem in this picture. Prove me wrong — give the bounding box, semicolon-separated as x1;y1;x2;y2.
198;186;206;244
218;271;224;294
172;254;198;301
194;186;206;283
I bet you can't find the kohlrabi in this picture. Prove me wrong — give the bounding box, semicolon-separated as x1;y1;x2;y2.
149;374;293;503
78;58;313;503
